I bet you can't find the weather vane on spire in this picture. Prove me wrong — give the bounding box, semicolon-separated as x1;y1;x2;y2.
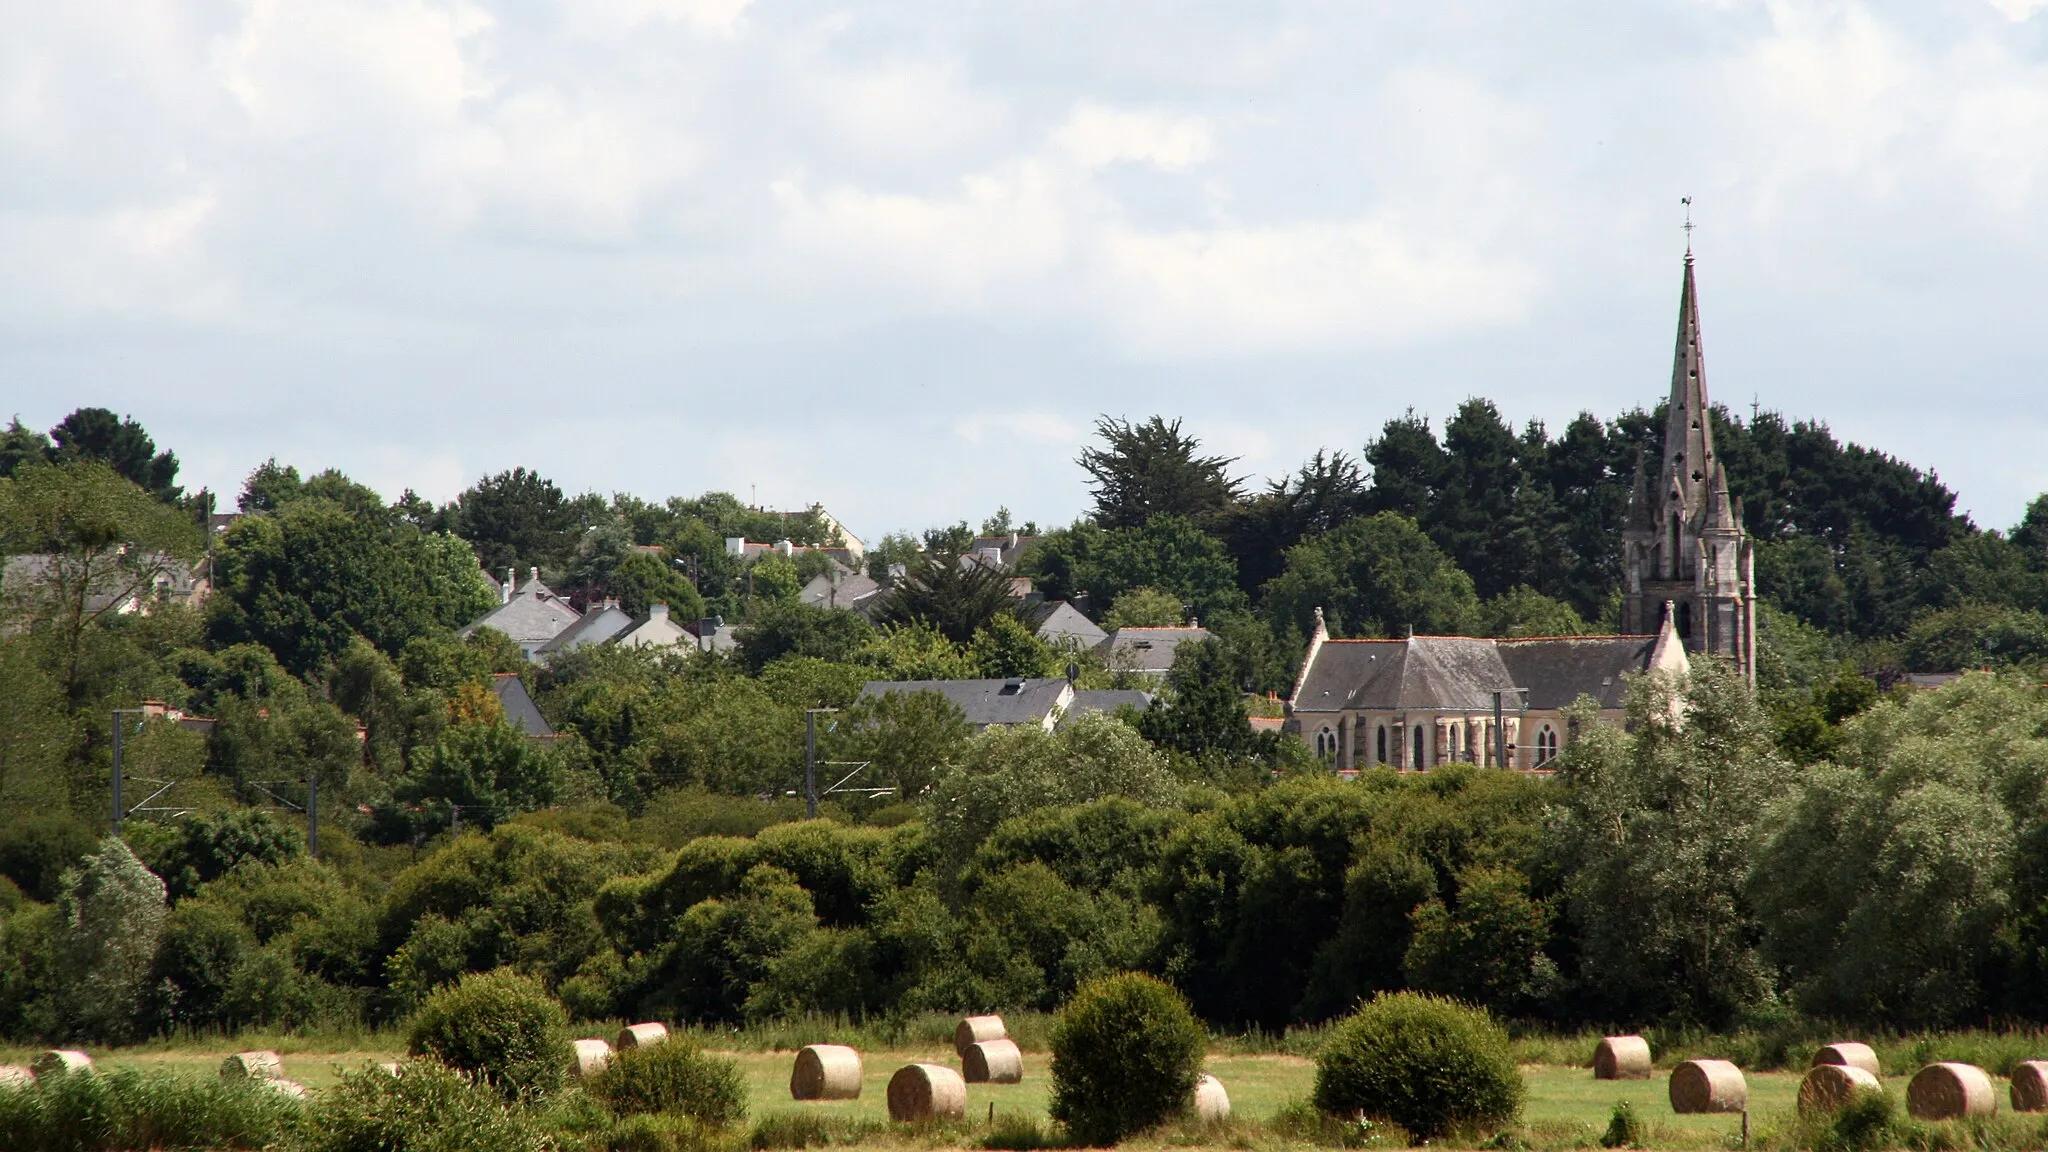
1682;196;1695;254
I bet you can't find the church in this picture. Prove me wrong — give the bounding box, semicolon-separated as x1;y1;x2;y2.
1284;250;1758;771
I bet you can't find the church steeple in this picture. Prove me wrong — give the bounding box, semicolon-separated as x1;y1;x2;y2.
1658;252;1717;526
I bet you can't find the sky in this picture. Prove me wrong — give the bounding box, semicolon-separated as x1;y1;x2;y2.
4;0;2047;547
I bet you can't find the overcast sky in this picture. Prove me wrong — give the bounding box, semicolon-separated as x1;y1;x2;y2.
5;0;2046;545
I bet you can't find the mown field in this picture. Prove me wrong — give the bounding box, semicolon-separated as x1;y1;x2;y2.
1;1034;1809;1150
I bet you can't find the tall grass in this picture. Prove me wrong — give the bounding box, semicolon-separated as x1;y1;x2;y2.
0;1067;303;1151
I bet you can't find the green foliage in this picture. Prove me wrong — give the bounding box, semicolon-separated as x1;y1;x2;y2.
449;467;591;575
406;967;571;1099
0;1065;304;1152
968;614;1057;679
56;836;168;1041
1479;585;1589;638
1049;971;1206;1144
1312;991;1523;1140
133;808;305;901
0;812;98;902
1079;416;1243;532
146;899;255;1031
300;1061;549;1152
1103;586;1186;629
1136;636;1270;761
1262;512;1481;641
1403;866;1554;1013
733;601;872;674
638;864;819;1023
1599;1099;1645;1149
874;548;1022;645
827;688;972;802
590;1040;748;1126
394;720;563;833
606;549;708;622
1551;660;1786;1024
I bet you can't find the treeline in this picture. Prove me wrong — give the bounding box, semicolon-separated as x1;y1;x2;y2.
7;663;2048;1045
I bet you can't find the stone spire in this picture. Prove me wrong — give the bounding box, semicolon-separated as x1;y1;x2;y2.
1658;253;1716;525
1702;463;1739;535
1624;451;1653;538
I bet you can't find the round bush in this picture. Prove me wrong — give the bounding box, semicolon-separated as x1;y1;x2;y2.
1312;991;1524;1140
590;1040;747;1127
1049;972;1205;1145
406;969;571;1100
301;1061;547;1152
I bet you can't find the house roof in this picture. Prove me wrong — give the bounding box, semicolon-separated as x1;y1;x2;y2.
801;571;885;614
537;603;635;655
1030;601;1108;649
860;677;1072;727
490;673;555;737
615;605;691;650
461;575;580;647
1062;688;1153;725
687;619;739;653
1101;626;1210;674
1496;635;1661;710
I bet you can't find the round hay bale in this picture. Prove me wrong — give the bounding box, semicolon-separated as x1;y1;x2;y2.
376;1062;404;1076
1192;1073;1231;1122
259;1078;310;1100
1593;1035;1652;1080
1812;1042;1881;1077
887;1063;967;1123
31;1050;92;1079
616;1022;669;1050
0;1065;34;1091
569;1038;614;1079
962;1038;1022;1084
790;1044;863;1101
1669;1059;1747;1115
2011;1060;2048;1113
1908;1062;1996;1121
954;1014;1007;1056
1800;1064;1883;1114
219;1050;284;1081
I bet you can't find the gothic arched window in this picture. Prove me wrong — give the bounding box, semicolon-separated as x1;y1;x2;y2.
1413;725;1425;769
1536;725;1559;766
1376;725;1388;764
1316;728;1334;761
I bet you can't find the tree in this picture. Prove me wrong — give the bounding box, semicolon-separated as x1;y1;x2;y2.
395;721;563;833
450;468;586;574
0;461;202;705
1479;586;1589;638
1403;866;1554;1013
1550;660;1786;1024
0;418;52;479
873;549;1020;645
1225;449;1366;594
733;601;873;675
1078;416;1242;531
47;408;182;503
1102;586;1185;629
829;688;973;801
55;836;168;1041
1137;637;1264;759
1260;513;1481;642
968;614;1056;679
605;549;706;620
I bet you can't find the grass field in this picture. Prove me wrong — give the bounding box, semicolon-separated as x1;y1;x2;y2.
3;1033;1821;1150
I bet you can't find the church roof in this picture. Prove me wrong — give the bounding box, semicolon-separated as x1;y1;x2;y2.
1497;635;1661;710
1291;636;1518;713
1659;252;1719;526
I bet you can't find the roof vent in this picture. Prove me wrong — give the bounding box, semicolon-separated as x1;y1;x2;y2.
1000;678;1025;695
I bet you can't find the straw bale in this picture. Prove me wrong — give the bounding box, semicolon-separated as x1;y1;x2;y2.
0;1065;33;1090
220;1050;284;1081
2011;1060;2048;1113
1907;1063;1996;1121
955;1015;1007;1056
1812;1043;1881;1077
570;1038;614;1079
962;1038;1022;1084
1192;1074;1231;1122
1593;1035;1651;1080
1799;1064;1883;1114
31;1050;93;1078
259;1078;310;1100
790;1044;863;1101
1669;1059;1747;1115
887;1063;967;1123
617;1022;669;1050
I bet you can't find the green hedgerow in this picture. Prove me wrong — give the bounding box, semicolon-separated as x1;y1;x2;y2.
0;1066;302;1152
297;1061;547;1152
406;968;571;1100
1049;971;1206;1145
1312;991;1524;1140
590;1040;748;1127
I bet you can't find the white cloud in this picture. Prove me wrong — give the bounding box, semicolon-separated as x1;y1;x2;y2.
1054;104;1212;170
953;412;1083;446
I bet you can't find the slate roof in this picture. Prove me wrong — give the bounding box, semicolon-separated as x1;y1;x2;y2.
1030;601;1108;649
688;620;739;653
461;575;580;651
801;572;885;615
1100;627;1210;674
860;677;1072;728
1291;636;1518;713
490;673;555;737
1496;636;1660;710
1062;689;1153;725
537;603;635;655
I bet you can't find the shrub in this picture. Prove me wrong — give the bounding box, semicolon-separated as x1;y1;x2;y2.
590;1040;748;1127
1049;971;1205;1145
299;1062;548;1152
406;968;570;1100
56;836;169;1042
0;1066;302;1152
1599;1100;1644;1149
1312;991;1524;1140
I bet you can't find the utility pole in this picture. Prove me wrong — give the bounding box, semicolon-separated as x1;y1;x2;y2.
110;708;145;833
1492;691;1508;770
803;708;838;819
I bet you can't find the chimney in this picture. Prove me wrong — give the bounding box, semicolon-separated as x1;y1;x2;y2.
602;597;620;611
528;566;540;588
503;567;515;603
649;602;669;621
725;536;746;557
776;539;794;557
